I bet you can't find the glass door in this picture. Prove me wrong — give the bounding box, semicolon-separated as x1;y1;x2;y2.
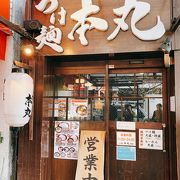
41;60;169;180
42;63;107;180
108;68;168;180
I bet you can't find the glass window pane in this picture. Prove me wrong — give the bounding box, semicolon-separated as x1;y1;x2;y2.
68;98;88;121
54;98;67;120
43;75;54;97
92;99;104;121
54;74;105;121
109;72;163;122
43;98;54;118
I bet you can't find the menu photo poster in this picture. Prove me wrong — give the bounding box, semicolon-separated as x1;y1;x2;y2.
54;121;80;159
69;99;88;119
54;98;66;119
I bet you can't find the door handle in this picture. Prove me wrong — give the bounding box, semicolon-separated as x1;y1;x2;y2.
162;123;166;152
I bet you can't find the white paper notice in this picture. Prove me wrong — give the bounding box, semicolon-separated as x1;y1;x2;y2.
116;121;136;130
170;96;176;112
54;121;80;159
139;129;163;150
116;131;136;146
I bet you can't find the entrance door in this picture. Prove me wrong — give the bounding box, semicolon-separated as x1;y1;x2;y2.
43;61;107;180
41;60;170;180
108;68;168;180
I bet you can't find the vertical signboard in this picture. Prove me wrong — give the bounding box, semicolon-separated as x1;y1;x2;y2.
75;130;105;180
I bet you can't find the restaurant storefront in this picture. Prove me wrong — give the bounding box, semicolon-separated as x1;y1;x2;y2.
17;0;177;179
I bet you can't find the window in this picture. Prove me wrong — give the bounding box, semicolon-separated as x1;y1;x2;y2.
109;72;163;122
43;74;105;121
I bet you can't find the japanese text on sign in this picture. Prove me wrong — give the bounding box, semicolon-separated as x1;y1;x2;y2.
35;0;165;53
139;129;163;150
116;121;136;130
116;131;136;146
23;94;32;118
75;130;105;180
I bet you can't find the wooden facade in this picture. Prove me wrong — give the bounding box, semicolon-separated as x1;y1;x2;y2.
17;55;177;180
17;0;179;180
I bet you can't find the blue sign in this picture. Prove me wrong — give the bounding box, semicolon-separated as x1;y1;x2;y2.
116;146;136;161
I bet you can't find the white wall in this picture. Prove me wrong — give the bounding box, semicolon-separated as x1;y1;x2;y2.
0;0;26;179
0;36;13;180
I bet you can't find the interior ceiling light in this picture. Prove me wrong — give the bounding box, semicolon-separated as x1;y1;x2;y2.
85;82;92;87
75;78;85;84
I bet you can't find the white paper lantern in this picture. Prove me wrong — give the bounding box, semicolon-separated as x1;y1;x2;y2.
3;72;34;127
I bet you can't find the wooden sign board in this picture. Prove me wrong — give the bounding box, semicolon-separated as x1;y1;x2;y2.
32;0;171;56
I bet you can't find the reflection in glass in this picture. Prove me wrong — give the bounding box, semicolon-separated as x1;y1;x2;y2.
109;73;163;122
151;103;163;122
52;74;105;121
43;72;163;122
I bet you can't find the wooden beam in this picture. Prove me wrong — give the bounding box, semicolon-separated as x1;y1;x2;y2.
28;56;36;141
14;60;32;70
0;16;33;40
105;64;110;180
170;15;180;33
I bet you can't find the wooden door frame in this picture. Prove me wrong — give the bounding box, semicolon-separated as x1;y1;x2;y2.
42;57;173;180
